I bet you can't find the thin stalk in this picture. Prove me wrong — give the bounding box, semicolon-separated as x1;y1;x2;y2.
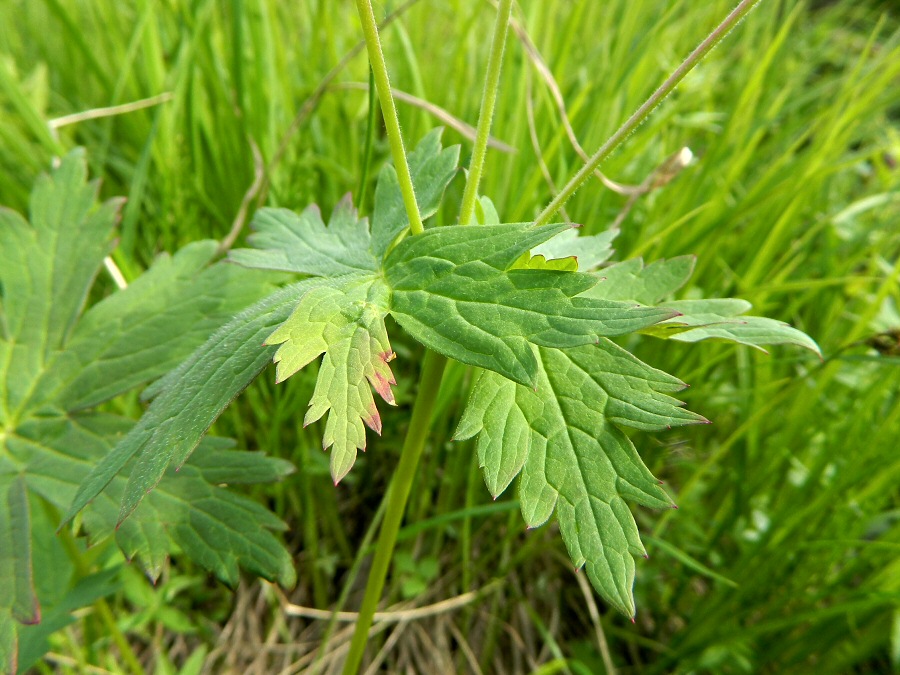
345;4;440;671
533;0;765;226
341;351;448;674
355;0;423;234
312;496;386;669
458;0;513;225
345;1;513;669
356;66;378;214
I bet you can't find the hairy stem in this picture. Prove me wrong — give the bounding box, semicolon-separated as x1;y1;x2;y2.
355;0;424;234
459;0;513;225
533;0;765;226
343;4;449;670
341;351;448;674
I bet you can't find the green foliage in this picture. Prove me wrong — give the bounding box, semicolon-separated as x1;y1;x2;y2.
371;128;461;257
3;0;896;670
384;222;676;386
64;281;312;528
0;151;295;672
268;277;395;482
66;132;817;623
450;214;819;615
585;257;822;353
455;341;704;615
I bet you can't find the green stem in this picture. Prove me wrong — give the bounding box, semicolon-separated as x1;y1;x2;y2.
458;0;513;225
355;0;424;234
341;351;448;674
313;495;386;668
533;0;765;226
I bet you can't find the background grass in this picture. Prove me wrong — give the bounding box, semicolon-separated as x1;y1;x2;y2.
2;0;900;672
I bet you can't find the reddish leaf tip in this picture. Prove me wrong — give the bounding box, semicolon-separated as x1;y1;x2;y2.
364;404;383;434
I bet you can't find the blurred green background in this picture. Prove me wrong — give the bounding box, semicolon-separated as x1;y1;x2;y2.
1;0;899;672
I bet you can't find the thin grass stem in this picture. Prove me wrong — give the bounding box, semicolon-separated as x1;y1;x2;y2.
459;0;513;225
533;0;765;226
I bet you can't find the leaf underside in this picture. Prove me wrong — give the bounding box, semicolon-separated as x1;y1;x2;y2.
454;216;819;614
267;278;396;482
456;339;705;616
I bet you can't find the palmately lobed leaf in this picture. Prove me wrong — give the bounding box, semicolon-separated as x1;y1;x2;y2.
0;148;122;356
456;340;705;616
228;195;375;277
653;299;822;355
581;256;822;356
0;150;299;667
26;240;273;414
371;127;460;257
583;256;696;304
4;413;297;588
453;230;821;614
384;222;677;386
266;277;396;482
63;280;314;527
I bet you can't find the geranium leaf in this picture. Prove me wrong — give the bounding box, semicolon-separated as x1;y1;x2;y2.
28;241;272;414
583;258;821;355
371;128;460;258
63;280;312;526
231;194;400;484
0;148;120;353
0;476;38;630
653;299;822;354
228;195;375;276
455;340;706;615
582;256;696;304
0;151;297;665
266;277;395;482
10;414;295;588
384;222;676;386
532;226;619;272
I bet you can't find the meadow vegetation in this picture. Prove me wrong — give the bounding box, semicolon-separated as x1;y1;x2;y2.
1;0;899;672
